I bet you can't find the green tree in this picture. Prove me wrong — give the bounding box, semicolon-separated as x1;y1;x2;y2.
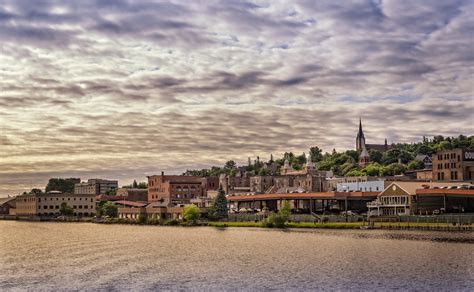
183;204;201;223
279;200;291;222
362;163;383;176
368;149;383;164
209;187;228;220
30;188;43;195
60;202;74;216
45;178;80;193
407;160;424;170
101;201;118;217
132;180;138;188
309;146;323;163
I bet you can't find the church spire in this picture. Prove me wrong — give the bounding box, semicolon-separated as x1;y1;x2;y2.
358;117;364;139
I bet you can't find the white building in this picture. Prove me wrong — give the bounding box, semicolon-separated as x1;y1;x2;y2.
337;180;387;192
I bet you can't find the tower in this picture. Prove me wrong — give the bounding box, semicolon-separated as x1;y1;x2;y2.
359;144;371;167
356;118;366;151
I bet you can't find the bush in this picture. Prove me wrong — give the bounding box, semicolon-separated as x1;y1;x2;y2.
183;205;200;222
137;214;147;224
163;219;179;226
262;214;286;228
146;217;160;225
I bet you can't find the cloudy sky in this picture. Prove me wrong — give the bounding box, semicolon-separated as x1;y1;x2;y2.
0;0;473;195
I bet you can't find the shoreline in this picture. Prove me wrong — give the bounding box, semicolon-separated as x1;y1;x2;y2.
1;215;473;231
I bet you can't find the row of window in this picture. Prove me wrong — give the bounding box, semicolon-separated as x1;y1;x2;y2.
437;163;459;169
437;153;461;161
40;197;93;202
41;205;94;209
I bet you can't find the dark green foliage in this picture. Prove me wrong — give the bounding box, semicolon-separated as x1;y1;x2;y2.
163;219;179;226
209;187;228;220
30;188;43;195
60;202;74;216
407;160;425;170
368;149;383;163
309;146;323;163
45;178;80;193
122;181;148;189
100;201;118;218
137;214;147;224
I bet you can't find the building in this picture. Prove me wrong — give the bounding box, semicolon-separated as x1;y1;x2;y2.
250;176;274;193
414;154;432;169
227;191;379;214
367;181;470;216
0;197;16;215
116;188;148;202
337;180;388;192
358;145;371;167
74;179;118;195
13;191;96;217
327;176;379;191
202;176;219;195
148;172;203;205
432;148;474;181
356;118;391;152
415;169;433;181
219;171;250;194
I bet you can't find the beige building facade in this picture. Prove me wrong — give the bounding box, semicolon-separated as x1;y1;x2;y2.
14;191;96;216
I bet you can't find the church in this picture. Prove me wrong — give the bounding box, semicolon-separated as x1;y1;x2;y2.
356;118;391;167
356;118;391;153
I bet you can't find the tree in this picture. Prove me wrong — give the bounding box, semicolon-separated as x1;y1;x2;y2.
30;188;43;195
209;187;228;220
368;149;382;164
183;204;201;223
132;180;138;188
407;160;424;170
279;200;291;222
309;146;323;163
101;201;118;217
224;160;236;170
362;163;383;176
60;202;74;216
45;178;80;193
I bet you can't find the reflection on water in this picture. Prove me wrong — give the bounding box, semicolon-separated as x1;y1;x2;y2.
0;221;473;290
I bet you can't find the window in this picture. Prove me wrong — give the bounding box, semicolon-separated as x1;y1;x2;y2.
55;206;59;209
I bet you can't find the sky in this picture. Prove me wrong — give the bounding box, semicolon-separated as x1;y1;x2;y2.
0;0;473;196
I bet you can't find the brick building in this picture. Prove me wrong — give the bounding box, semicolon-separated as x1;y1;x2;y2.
432;148;474;181
148;172;203;205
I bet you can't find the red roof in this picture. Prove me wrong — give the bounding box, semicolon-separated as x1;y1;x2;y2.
416;188;474;196
113;200;148;207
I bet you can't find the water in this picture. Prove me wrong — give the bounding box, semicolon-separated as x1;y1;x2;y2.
0;221;473;291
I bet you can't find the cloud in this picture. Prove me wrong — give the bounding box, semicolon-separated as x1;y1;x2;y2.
0;0;472;195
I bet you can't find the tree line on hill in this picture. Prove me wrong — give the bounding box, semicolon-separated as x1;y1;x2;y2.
186;135;474;178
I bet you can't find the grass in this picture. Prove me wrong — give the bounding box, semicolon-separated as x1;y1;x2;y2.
206;221;365;229
207;221;262;228
374;222;474;229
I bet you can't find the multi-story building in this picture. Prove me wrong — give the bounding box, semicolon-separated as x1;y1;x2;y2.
367;181;472;216
13;191;96;216
432;149;474;181
250;176;274;193
116;188;148;202
148;172;203;205
74;179;118;195
219;172;250;194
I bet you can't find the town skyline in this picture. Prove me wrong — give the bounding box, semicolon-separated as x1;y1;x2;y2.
1;0;473;196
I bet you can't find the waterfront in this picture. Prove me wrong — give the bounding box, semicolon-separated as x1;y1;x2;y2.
0;222;473;290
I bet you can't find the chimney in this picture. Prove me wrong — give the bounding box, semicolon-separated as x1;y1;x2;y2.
161;171;164;176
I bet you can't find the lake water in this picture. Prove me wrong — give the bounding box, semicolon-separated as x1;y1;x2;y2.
0;221;473;291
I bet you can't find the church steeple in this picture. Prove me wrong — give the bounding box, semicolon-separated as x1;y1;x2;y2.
356;118;366;151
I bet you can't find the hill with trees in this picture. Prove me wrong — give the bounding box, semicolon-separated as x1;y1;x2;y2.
185;135;474;178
